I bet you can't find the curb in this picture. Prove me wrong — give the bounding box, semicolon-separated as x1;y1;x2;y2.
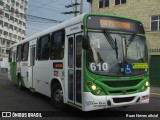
150;93;160;96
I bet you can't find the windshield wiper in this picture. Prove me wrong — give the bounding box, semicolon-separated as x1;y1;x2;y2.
103;30;119;59
103;30;116;49
126;33;136;47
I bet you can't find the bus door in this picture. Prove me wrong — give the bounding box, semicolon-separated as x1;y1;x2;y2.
28;44;36;89
68;33;83;106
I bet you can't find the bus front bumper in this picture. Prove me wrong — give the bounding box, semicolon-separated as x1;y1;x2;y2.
83;87;150;111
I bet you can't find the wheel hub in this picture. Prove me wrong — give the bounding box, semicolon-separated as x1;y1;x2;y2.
54;89;63;102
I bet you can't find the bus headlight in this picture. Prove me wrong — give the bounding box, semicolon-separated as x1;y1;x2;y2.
145;81;149;87
87;82;105;95
91;85;97;90
141;81;149;91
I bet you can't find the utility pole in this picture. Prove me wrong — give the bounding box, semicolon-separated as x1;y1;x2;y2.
74;0;78;17
80;0;83;14
62;0;83;17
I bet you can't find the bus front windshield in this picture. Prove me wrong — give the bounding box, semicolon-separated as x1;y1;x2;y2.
87;32;148;76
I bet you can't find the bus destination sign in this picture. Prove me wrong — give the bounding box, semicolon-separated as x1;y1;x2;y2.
100;19;131;29
86;15;145;34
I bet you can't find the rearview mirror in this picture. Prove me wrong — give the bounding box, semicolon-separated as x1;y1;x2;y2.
82;35;90;50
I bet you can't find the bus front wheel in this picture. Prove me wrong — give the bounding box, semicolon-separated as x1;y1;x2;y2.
51;83;65;110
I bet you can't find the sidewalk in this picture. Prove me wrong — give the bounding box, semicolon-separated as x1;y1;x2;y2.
150;87;160;94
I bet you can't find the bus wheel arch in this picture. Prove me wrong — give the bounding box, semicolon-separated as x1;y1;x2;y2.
51;79;65;110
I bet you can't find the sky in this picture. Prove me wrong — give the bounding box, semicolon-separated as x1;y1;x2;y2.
26;0;90;37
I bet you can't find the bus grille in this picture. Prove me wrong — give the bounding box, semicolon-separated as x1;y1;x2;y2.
109;89;137;94
113;96;135;103
102;79;142;87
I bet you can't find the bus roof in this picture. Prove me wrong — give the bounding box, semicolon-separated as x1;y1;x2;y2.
10;13;85;48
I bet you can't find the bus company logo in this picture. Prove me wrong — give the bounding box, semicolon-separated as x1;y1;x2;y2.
122;89;127;94
86;101;96;106
86;101;106;107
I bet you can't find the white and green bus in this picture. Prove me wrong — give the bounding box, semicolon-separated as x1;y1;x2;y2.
8;13;149;111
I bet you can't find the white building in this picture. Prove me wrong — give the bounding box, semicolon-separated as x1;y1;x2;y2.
0;0;28;58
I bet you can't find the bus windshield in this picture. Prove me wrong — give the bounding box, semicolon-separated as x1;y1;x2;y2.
87;32;148;76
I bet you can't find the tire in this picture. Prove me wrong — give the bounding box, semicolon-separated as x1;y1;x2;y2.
51;83;65;110
123;106;129;108
18;76;24;90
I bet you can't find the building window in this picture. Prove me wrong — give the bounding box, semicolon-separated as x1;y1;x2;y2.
7;41;10;47
0;30;2;34
19;20;22;25
50;29;65;60
23;22;26;27
6;50;9;54
16;2;19;7
2;49;4;54
14;26;18;31
24;15;26;19
10;16;14;21
18;36;21;40
15;18;18;23
20;13;23;18
5;13;9;19
99;0;109;8
4;31;8;36
14;34;17;39
115;0;126;5
18;28;21;33
37;34;50;60
151;15;160;31
4;22;8;27
0;1;4;6
10;24;13;30
22;30;25;34
24;7;27;13
11;0;15;4
11;7;14;12
0;10;4;15
25;0;28;5
6;4;10;10
9;33;12;38
0;20;3;26
20;5;23;10
1;40;5;45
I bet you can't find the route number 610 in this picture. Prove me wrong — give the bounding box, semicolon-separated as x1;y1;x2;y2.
90;63;109;71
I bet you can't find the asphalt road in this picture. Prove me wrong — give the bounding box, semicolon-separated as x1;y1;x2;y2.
0;72;160;119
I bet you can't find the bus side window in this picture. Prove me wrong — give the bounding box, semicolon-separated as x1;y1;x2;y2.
9;49;12;62
68;37;73;68
12;51;16;63
76;35;82;68
50;29;65;60
16;45;22;62
22;42;29;61
37;34;50;60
